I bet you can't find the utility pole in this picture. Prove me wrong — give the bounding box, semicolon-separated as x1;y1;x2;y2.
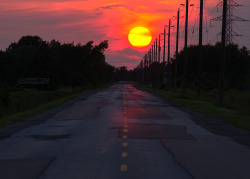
182;0;190;94
150;46;152;63
143;58;145;83
140;60;143;83
151;46;153;63
144;55;147;84
155;41;157;62
163;27;166;66
152;44;154;63
156;38;158;63
211;0;248;44
149;48;152;65
174;9;180;91
198;0;203;96
219;0;227;102
153;42;155;62
149;49;152;84
158;34;161;62
166;19;172;89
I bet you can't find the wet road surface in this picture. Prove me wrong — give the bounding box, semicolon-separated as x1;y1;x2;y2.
0;83;250;179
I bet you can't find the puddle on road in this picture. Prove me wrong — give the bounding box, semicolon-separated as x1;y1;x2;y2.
29;134;71;141
125;105;168;119
122;94;146;100
118;124;195;140
48;125;70;127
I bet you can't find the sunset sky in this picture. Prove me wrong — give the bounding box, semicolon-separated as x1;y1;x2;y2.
0;0;250;69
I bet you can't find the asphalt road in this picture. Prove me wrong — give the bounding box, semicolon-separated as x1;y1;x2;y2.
0;83;250;179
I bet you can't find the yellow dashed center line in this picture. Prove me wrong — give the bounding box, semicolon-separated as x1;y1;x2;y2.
122;141;128;147
121;95;128;172
121;152;128;158
120;164;128;172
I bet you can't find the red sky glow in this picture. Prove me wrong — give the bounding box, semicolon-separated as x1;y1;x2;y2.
0;0;250;69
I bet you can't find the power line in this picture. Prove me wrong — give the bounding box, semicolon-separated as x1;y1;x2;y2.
211;0;249;44
233;22;250;42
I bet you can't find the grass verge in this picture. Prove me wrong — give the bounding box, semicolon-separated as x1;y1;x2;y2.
135;83;250;131
0;83;113;128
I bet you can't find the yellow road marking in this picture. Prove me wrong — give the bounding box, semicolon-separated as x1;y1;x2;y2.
121;152;128;158
121;98;128;173
120;164;128;172
122;142;128;147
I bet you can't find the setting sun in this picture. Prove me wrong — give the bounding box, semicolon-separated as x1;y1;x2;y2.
128;27;152;48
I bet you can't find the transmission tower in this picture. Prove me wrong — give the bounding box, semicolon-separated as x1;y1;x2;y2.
211;0;248;44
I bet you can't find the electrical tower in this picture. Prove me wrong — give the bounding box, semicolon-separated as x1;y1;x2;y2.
211;0;248;44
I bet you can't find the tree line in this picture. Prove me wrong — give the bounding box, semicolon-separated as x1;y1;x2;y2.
0;35;136;90
0;35;137;107
136;43;250;90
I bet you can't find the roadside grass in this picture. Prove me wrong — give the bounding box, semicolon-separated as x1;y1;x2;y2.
0;83;113;128
135;83;250;131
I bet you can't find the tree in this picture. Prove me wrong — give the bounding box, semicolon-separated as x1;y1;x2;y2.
17;36;45;47
171;43;250;90
1;36;117;89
